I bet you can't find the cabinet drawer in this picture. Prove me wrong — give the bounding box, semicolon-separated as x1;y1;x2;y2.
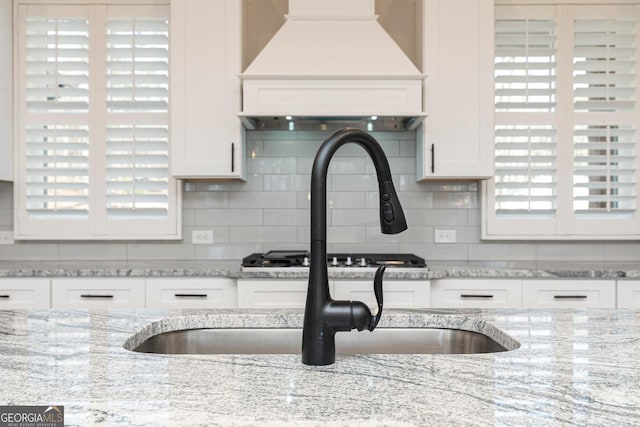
617;281;640;309
431;279;521;308
0;279;50;309
146;278;237;308
333;280;430;308
522;280;615;308
52;279;145;308
237;279;319;308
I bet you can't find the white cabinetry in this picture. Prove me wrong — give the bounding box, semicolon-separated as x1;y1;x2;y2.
616;281;640;309
521;280;615;309
0;279;50;309
0;0;12;181
431;279;521;308
417;0;494;179
51;279;145;309
170;0;244;179
237;279;429;309
237;279;314;308
333;280;430;308
146;278;236;308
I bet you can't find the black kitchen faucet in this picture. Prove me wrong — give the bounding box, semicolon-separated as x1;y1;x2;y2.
302;128;408;365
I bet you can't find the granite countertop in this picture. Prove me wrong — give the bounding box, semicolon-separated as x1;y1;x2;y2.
0;260;640;279
1;308;639;425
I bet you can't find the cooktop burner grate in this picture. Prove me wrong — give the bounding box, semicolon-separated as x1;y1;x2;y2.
241;251;426;269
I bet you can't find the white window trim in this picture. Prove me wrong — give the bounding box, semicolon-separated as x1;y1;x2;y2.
483;2;640;240
13;0;181;240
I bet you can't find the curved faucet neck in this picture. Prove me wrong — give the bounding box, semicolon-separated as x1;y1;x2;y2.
310;128;393;243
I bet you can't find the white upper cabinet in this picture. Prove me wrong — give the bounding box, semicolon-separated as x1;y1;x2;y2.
0;0;12;182
170;0;244;179
417;0;494;180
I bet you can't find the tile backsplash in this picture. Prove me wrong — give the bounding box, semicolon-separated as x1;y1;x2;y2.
1;130;640;262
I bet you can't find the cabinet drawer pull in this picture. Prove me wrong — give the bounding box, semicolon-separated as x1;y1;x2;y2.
231;142;235;172
460;294;494;299
430;143;435;173
174;293;208;298
553;295;587;300
0;295;10;299
80;294;114;299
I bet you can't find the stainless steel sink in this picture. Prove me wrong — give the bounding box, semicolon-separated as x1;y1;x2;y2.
130;327;510;355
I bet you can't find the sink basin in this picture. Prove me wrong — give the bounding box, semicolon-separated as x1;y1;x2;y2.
129;327;511;355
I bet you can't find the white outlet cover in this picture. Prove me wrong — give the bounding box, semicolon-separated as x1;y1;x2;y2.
192;230;213;244
0;231;14;245
434;228;456;243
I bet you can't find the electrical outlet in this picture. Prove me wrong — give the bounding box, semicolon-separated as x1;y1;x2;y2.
0;231;14;245
192;230;213;244
434;229;456;243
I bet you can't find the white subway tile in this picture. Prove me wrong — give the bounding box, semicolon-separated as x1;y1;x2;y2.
247;157;297;174
230;226;298;243
195;209;263;226
229;192;297;209
264;209;309;226
327;226;366;243
468;243;536;261
535;243;605;261
328;192;366;209
197;244;264;260
127;243;195;260
0;243;59;260
332;209;378;226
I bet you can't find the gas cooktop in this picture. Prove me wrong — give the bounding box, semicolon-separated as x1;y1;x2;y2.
241;250;427;270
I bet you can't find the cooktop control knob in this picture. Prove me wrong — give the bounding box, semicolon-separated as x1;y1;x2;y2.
345;256;353;266
302;256;310;267
359;257;367;267
331;256;339;267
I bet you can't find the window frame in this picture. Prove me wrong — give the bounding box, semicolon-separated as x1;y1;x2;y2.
483;1;640;240
13;0;181;240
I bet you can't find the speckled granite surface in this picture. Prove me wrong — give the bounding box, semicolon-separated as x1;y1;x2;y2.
1;308;639;426
0;260;639;279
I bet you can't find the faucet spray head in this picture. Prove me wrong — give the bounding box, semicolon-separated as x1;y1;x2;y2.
379;180;407;234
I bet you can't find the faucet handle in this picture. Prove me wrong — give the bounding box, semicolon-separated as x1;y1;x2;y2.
368;265;386;331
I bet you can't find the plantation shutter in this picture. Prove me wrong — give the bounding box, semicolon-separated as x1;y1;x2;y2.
488;6;560;236
18;6;92;237
486;4;640;239
105;9;171;222
16;2;178;239
572;11;637;229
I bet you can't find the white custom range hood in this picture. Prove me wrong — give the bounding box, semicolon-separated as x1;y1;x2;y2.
240;0;426;131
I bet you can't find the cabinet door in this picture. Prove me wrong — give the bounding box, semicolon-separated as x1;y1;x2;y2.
431;279;521;308
0;279;50;309
522;280;615;308
146;278;237;308
418;0;494;179
52;278;145;308
0;0;11;181
237;279;314;308
333;280;430;309
170;0;244;178
617;281;640;309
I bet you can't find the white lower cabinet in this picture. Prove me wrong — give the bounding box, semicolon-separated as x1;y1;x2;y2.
0;279;50;309
237;279;429;309
431;279;521;308
616;281;640;309
521;280;616;309
333;280;430;308
237;279;317;308
146;278;237;309
51;278;145;309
